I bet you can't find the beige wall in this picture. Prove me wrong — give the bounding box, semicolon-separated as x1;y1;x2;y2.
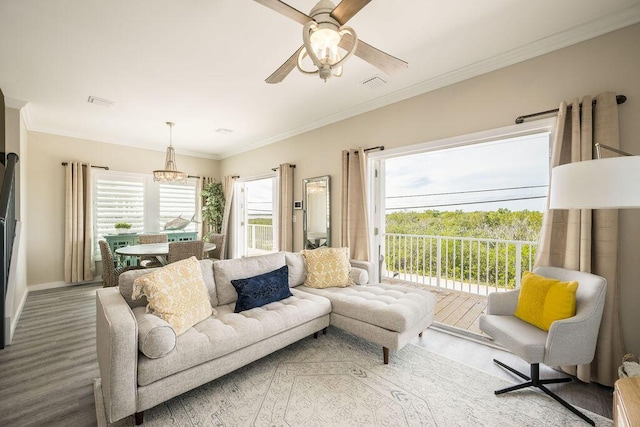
26;132;220;287
221;24;640;355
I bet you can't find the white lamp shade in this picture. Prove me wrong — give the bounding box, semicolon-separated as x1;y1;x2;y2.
549;156;640;209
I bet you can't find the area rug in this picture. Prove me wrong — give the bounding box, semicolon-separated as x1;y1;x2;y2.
94;327;612;426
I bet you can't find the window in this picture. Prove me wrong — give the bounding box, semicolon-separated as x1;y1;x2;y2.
93;170;198;257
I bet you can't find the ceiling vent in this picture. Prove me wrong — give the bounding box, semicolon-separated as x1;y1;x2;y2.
215;128;234;135
87;96;115;108
361;75;387;89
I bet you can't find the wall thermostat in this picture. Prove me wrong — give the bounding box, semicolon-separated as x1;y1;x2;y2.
293;200;303;210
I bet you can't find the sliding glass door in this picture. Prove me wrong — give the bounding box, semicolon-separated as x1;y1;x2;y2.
234;176;278;257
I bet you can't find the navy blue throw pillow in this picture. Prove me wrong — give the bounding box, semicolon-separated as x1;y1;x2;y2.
231;265;293;313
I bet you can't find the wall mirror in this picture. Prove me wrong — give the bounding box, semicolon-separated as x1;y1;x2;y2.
303;176;330;249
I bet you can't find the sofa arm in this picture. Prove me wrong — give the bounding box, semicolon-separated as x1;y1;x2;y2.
349;260;374;284
486;289;520;316
96;288;139;423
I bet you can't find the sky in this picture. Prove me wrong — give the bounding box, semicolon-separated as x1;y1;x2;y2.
245;178;274;217
384;133;550;213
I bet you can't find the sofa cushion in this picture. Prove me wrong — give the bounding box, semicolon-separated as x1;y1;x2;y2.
232;265;293;313
137;288;331;386
132;306;176;359
119;259;217;308
285;252;307;287
302;247;351;288
297;283;436;332
132;257;213;336
213;252;286;305
349;267;368;286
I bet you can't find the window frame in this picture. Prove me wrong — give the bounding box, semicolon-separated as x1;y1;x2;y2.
366;118;558;282
92;169;199;259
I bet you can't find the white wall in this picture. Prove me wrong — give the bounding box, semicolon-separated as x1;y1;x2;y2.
26;132;220;287
220;24;640;356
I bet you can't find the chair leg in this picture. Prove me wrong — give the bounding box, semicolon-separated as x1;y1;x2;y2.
322;327;327;335
383;347;389;364
313;332;318;339
492;360;594;426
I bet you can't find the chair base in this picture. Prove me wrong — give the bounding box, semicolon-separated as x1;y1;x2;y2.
493;359;594;426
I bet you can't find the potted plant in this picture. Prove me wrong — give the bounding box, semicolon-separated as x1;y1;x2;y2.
201;182;225;239
114;221;132;234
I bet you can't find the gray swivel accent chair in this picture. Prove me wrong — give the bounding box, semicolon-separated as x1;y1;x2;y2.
479;266;607;426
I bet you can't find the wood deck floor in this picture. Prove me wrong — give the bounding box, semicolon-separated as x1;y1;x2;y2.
382;278;488;335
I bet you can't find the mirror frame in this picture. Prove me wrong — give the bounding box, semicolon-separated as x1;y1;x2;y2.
303;175;330;250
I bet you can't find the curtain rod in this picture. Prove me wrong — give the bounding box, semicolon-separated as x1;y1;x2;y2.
61;162;109;170
349;146;385;155
271;164;297;172
515;95;627;124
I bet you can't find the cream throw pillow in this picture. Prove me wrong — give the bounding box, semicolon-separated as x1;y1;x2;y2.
132;256;213;336
302;247;351;288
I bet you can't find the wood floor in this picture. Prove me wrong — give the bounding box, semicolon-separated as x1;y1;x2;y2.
0;283;613;426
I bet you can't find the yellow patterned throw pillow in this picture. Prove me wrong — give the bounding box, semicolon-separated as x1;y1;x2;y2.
302;247;351;288
514;271;578;331
132;256;213;336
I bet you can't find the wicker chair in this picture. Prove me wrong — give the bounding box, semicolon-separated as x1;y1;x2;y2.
138;234;168;267
99;240;145;288
167;240;204;264
206;234;226;261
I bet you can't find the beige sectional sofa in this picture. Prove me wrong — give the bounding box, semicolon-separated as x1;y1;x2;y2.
96;251;436;424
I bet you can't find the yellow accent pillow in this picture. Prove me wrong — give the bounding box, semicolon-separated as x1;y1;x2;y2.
132;256;213;336
514;271;578;331
302;247;351;289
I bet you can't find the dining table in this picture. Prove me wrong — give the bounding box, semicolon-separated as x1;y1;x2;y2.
115;242;216;266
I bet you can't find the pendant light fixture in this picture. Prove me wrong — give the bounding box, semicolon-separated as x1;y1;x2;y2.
153;121;188;184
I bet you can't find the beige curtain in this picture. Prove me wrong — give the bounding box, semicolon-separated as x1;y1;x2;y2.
278;163;294;252
341;148;370;261
535;92;624;386
199;176;215;239
64;162;94;283
220;175;237;259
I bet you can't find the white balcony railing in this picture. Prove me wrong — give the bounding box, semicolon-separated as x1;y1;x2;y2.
247;223;274;253
384;233;538;295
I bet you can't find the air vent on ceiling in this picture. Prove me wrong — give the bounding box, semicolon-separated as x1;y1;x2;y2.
361;75;387;89
87;96;116;108
215;128;234;135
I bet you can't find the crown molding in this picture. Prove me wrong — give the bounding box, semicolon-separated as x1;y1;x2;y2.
5;97;28;109
218;4;640;159
26;123;222;160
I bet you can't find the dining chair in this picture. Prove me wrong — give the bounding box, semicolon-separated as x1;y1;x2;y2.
138;233;168;267
206;234;226;261
99;240;145;288
167;240;205;264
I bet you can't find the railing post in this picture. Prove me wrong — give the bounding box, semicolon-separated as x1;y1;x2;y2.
515;241;522;289
436;236;442;289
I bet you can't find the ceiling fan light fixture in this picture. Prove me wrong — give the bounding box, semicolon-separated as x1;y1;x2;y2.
153;122;188;184
297;21;357;82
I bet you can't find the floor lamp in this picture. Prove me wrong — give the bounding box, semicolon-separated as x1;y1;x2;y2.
549;144;640;209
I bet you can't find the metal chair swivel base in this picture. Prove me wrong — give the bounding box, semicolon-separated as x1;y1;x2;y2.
493;359;595;426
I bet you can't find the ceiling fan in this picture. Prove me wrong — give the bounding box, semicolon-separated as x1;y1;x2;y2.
253;0;408;83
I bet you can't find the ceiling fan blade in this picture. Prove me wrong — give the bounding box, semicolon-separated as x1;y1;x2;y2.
330;0;372;25
340;33;408;76
266;46;304;84
252;0;313;25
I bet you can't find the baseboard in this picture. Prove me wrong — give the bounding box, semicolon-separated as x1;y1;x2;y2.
29;277;103;292
8;288;28;344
